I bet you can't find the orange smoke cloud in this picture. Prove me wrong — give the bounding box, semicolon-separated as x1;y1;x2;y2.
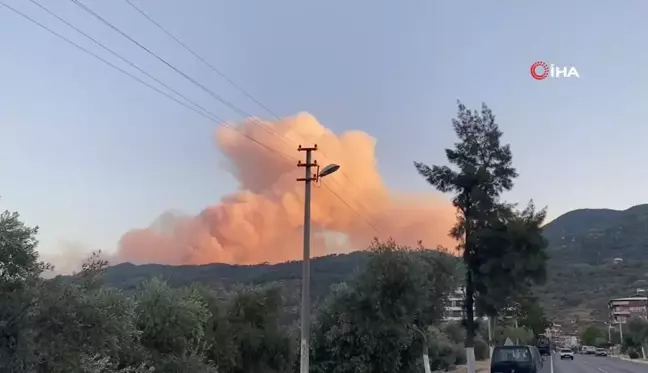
115;112;457;265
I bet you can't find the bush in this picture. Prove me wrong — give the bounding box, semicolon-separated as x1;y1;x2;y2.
426;326;463;370
474;336;489;360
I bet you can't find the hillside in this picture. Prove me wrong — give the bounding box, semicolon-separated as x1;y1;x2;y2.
539;204;648;325
104;251;380;322
100;204;648;327
105;250;370;296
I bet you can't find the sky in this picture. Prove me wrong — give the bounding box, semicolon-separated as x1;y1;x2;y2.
1;0;647;263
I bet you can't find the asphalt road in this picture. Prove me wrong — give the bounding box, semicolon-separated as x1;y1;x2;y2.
552;353;648;373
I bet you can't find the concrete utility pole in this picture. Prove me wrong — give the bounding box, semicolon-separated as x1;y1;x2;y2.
297;144;317;373
296;145;340;373
619;322;624;342
607;323;612;343
487;316;494;358
412;325;432;373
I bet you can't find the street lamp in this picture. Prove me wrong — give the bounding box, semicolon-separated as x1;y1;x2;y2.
319;163;340;178
297;144;339;373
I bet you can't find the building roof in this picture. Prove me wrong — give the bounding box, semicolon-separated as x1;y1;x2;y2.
610;297;648;302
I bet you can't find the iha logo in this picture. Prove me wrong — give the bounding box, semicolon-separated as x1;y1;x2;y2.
530;61;580;80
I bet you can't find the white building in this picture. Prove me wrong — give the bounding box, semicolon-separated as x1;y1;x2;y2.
443;287;488;322
558;335;580;348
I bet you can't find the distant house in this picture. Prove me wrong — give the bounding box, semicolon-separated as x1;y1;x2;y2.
443;287;488;322
609;296;648;324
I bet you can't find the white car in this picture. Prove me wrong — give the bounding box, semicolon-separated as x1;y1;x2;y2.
560;348;574;360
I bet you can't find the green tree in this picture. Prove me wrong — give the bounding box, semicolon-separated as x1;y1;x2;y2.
25;277;143;372
425;326;466;371
0;225;146;373
0;209;51;289
310;239;457;373
0;206;52;371
623;317;648;352
493;326;534;345
514;292;550;336
474;203;548;318
207;284;295;373
581;326;604;346
415;101;547;371
135;277;217;372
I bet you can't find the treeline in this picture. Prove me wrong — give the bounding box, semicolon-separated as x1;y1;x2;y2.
581;317;648;359
1;210;486;373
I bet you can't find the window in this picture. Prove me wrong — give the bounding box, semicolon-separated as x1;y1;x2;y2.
492;347;531;363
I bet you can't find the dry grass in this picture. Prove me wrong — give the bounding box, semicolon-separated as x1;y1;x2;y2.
451;359;490;373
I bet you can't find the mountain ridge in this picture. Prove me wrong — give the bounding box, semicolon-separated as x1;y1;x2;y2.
100;203;648;326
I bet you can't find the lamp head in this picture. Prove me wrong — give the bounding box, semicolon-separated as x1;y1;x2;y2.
319;163;340;178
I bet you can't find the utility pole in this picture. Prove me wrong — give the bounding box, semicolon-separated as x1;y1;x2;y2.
413;325;432;373
619;322;624;342
487;316;494;358
297;144;317;373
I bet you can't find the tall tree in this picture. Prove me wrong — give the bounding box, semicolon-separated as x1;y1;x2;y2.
513;292;550;336
0;208;51;289
310;239;457;373
474;204;548;319
414;101;519;372
212;284;296;373
581;326;605;347
0;206;52;371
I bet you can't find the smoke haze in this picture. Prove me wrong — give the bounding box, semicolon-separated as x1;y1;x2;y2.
115;112;457;265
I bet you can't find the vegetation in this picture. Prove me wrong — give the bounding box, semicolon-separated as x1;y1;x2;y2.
414;101;549;367
310;239;459;373
1;205;493;373
619;317;648;358
580;326;607;347
539;204;648;324
96;203;648;331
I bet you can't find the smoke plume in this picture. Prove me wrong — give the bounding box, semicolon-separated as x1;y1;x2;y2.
115;112;457;265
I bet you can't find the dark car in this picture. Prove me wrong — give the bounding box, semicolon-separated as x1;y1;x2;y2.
491;345;544;373
536;335;551;356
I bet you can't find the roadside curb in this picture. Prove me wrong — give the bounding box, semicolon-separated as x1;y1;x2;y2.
618;357;648;364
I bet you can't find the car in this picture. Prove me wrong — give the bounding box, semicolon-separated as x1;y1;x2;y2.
491;345;544;373
595;348;608;357
559;348;574;360
536;335;551;356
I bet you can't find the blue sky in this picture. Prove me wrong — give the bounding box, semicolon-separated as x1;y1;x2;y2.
1;0;647;258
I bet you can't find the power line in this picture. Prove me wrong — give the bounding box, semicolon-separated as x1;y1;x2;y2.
26;0;219;123
1;1;375;239
0;1;212;123
3;1;457;278
84;0;378;222
69;0;256;123
122;0;279;120
1;1;374;235
0;0;293;165
69;0;303;157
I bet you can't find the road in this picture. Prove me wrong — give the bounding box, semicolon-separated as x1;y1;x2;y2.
552;353;648;373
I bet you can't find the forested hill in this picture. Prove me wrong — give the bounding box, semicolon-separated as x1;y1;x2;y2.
539;204;648;325
104;251;373;302
102;203;648;325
